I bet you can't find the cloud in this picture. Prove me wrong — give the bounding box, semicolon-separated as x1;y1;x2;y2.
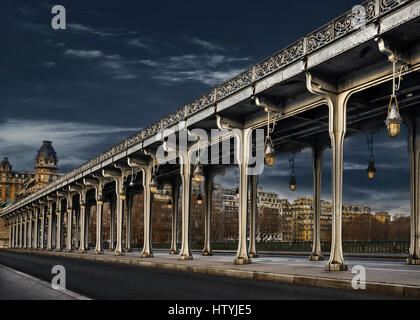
127;38;152;50
188;37;226;51
0;119;138;173
42;62;56;67
64;49;120;60
153;68;244;86
141;54;252;86
64;49;139;80
67;23;119;37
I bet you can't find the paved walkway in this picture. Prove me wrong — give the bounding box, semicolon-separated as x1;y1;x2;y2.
0;263;89;300
3;248;420;298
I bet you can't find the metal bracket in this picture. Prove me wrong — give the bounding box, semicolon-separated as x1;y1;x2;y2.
216;114;243;130
251;95;283;114
377;37;410;65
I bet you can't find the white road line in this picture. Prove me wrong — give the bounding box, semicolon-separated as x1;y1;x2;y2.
0;264;91;300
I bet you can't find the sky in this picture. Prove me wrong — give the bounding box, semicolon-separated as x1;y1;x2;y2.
0;0;410;215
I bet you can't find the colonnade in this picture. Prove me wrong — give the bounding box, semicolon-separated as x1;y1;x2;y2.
5;85;420;270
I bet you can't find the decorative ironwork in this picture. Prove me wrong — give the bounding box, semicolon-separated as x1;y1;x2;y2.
307;23;334;53
380;0;409;13
255;40;305;80
334;0;376;38
216;69;252;100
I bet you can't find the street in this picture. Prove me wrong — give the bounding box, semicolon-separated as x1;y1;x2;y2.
0;251;401;300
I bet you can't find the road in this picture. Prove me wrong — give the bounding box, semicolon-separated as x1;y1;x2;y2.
0;251;401;300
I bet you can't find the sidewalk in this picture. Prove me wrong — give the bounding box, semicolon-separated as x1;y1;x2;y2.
3;248;420;299
0;263;89;300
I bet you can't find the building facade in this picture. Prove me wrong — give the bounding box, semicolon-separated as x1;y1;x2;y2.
0;141;60;205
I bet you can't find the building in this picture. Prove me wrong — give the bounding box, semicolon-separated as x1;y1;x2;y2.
257;187;289;213
0;141;60;206
0;157;33;204
0;141;61;246
374;211;391;224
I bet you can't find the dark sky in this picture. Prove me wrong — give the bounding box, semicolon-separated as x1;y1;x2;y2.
0;0;410;215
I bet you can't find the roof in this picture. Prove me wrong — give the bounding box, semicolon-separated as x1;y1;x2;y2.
36;141;58;161
1;157;11;167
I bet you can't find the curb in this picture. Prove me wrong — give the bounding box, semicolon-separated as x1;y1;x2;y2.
0;263;91;300
2;248;419;299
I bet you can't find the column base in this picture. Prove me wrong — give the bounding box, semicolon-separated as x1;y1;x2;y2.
169;249;178;254
65;249;73;253
78;249;87;254
248;252;258;258
406;257;420;265
108;248;114;252
234;257;251;265
141;252;154;258
202;250;213;256
114;251;125;256
309;254;324;261
325;263;348;271
55;248;62;252
179;254;193;261
94;249;103;255
124;248;132;253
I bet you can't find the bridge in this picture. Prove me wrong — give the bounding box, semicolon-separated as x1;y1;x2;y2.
1;0;420;272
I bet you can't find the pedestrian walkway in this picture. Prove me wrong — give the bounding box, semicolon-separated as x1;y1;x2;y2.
0;263;89;300
3;248;420;298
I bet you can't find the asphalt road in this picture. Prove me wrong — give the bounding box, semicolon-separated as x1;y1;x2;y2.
0;251;400;300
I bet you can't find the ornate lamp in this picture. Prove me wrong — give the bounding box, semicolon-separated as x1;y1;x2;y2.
150;174;158;194
129;168;135;187
367;161;376;180
264;136;275;167
366;135;376;180
167;198;173;209
149;156;159;194
289;153;296;191
193;163;204;184
197;193;203;205
385;61;406;137
234;187;239;198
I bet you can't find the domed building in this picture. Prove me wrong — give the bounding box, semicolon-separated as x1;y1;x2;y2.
35;140;59;190
0;141;61;206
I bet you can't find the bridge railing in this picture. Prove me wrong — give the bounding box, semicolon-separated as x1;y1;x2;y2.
126;240;409;254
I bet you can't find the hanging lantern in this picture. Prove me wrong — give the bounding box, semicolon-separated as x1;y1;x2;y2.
193;163;204;184
366;135;376;180
367;160;376;180
385;96;402;137
167;198;173;209
197;193;203;205
264;136;275;167
150;174;158;193
234;187;239;198
385;61;406;137
289;174;296;191
289;153;296;191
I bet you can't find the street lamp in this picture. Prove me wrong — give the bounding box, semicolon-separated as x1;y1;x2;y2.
366;135;376;180
264;136;275;167
150;174;158;194
385;61;407;137
289;153;296;191
192;163;204;184
167;198;173;209
197;193;203;205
